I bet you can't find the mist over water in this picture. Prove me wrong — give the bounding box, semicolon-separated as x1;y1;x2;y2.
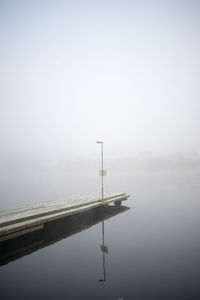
1;152;200;208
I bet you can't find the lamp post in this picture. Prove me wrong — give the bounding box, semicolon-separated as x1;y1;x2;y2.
96;140;104;201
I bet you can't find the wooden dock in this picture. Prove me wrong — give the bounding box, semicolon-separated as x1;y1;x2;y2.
0;192;129;242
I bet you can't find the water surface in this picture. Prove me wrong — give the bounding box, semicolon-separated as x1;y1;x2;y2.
0;169;200;300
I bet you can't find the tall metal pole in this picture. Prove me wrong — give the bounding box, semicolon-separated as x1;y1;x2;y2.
101;142;104;201
97;140;104;202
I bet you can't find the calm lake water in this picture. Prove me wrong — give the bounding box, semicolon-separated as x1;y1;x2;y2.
0;169;200;300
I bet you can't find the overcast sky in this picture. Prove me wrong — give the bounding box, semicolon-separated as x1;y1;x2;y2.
1;0;199;166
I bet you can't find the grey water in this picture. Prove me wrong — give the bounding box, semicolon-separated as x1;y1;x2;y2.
0;168;200;300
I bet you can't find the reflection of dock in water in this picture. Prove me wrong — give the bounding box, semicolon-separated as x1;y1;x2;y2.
0;205;130;266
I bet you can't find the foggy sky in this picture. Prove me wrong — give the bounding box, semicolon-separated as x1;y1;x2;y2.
1;0;200;167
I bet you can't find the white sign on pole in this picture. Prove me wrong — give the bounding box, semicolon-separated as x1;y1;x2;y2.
99;170;107;176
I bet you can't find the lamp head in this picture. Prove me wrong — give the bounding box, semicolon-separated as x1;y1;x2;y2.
96;140;103;144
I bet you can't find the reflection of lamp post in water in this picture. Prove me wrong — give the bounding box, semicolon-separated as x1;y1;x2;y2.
99;220;108;282
96;140;105;201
